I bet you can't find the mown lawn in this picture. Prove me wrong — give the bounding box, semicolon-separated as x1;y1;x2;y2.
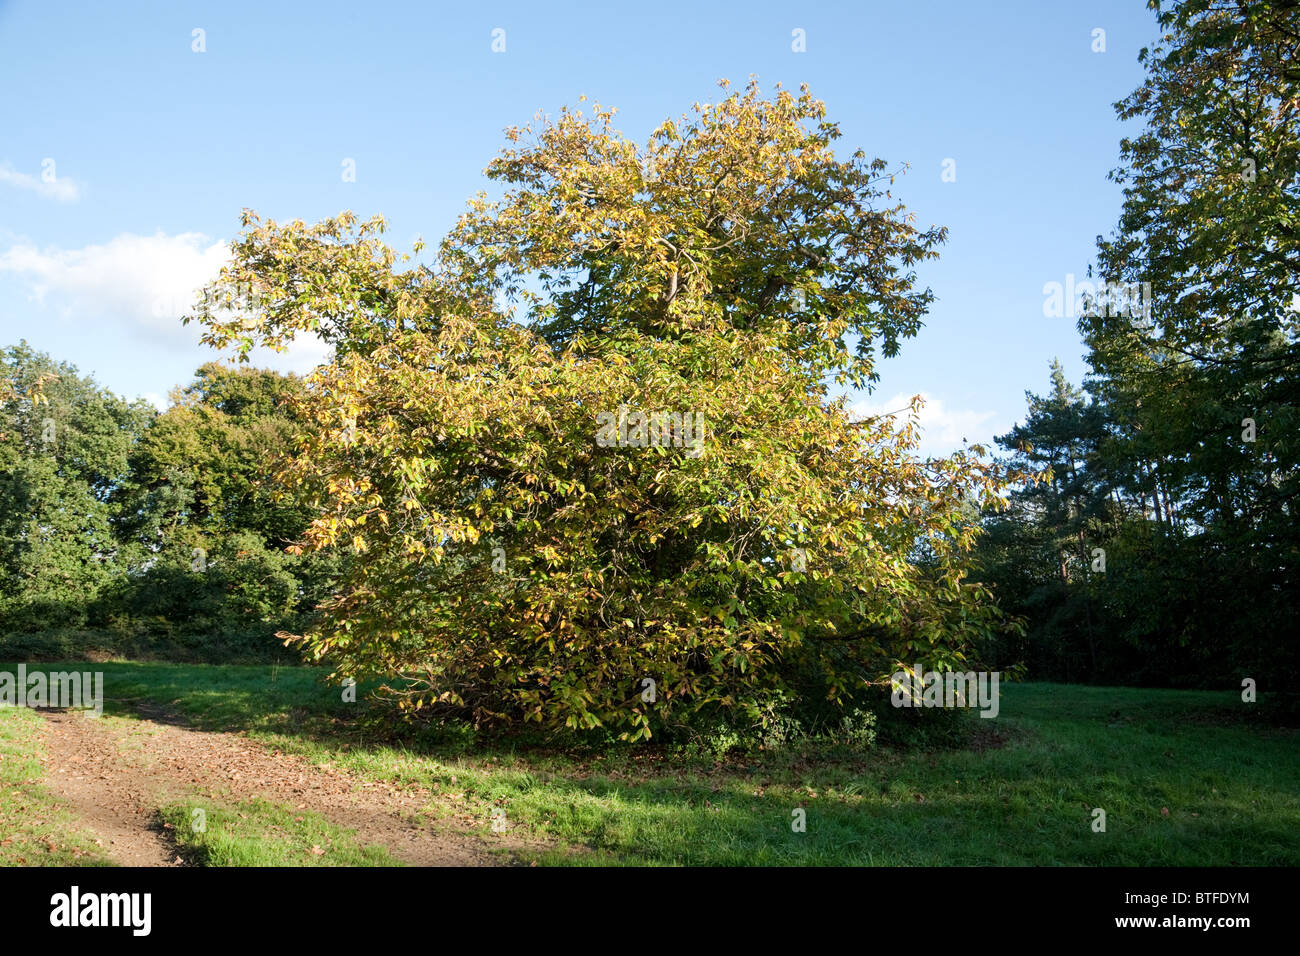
3;660;1297;865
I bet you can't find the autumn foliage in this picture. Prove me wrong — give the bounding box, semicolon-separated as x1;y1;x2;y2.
193;81;1020;739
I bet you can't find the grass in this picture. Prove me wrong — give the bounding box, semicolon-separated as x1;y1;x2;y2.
3;660;1298;865
0;705;112;866
157;798;402;867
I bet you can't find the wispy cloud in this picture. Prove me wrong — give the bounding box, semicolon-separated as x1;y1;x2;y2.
0;162;83;202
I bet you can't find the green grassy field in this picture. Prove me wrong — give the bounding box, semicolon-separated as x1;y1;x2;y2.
2;661;1297;865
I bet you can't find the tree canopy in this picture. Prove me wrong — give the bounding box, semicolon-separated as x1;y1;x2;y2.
975;0;1300;692
192;81;1021;739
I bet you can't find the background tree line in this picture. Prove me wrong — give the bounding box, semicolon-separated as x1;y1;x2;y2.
0;342;340;661
974;0;1299;694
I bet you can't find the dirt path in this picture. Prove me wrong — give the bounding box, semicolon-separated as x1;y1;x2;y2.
36;708;537;866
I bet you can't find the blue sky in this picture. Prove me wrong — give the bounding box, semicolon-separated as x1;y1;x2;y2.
0;0;1157;455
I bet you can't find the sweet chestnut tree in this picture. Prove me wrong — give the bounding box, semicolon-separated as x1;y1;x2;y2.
190;81;1022;739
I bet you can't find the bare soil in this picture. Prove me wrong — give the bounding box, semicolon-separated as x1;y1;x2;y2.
36;707;542;866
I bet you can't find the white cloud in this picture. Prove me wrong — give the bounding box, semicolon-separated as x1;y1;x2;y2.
0;231;331;374
0;162;83;202
0;231;229;336
849;391;1000;457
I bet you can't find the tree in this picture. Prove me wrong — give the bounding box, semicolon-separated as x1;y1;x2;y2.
194;81;1020;739
116;363;314;551
112;363;341;644
0;342;151;628
1086;0;1300;686
974;363;1111;678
